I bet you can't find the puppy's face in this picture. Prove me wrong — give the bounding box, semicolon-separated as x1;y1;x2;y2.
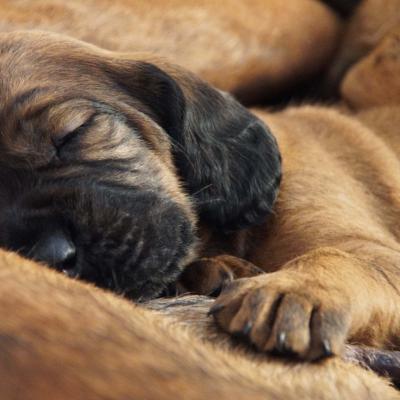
0;32;281;299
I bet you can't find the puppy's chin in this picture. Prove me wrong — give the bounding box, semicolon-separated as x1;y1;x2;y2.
0;184;197;301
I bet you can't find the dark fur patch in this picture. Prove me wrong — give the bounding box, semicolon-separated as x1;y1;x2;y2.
174;85;281;231
114;63;282;231
108;62;186;138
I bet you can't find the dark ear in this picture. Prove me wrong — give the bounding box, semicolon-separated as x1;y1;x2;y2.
111;61;281;231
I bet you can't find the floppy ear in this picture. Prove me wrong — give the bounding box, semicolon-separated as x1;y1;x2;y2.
110;60;281;231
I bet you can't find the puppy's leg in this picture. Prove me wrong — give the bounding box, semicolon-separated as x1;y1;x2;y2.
210;246;400;361
178;255;264;296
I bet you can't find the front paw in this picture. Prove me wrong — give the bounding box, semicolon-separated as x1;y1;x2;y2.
209;273;351;360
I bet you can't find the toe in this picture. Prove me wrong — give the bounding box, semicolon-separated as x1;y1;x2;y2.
263;293;312;357
228;287;268;336
307;307;350;360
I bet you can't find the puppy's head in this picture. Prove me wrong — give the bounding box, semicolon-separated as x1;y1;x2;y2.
0;31;281;299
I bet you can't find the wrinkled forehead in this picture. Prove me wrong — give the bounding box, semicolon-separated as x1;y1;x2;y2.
0;34;174;169
0;31;115;102
0;32;135;137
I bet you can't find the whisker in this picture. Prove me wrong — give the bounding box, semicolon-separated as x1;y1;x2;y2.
191;183;213;197
168;136;196;170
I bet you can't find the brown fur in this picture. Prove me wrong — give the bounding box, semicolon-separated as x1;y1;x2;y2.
325;0;400;92
342;25;400;108
0;2;400;398
195;103;400;361
1;35;399;394
0;249;399;400
0;0;340;103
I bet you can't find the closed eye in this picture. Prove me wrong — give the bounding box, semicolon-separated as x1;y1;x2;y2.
52;112;98;150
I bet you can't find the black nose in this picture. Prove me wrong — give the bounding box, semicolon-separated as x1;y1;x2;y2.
32;230;76;270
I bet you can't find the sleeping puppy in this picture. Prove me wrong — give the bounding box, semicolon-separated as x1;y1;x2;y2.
2;30;400;364
0;31;281;300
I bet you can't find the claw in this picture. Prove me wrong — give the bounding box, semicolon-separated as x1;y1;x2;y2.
277;331;287;352
242;320;253;335
322;339;333;357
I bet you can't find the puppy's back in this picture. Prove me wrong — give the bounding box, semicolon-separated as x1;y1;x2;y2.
0;250;397;400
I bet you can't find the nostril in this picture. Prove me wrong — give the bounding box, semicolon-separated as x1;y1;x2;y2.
31;230;76;270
